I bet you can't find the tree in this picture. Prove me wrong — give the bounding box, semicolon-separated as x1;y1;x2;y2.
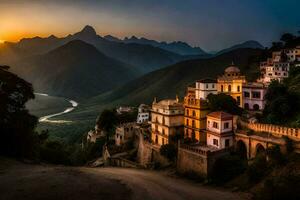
0;65;38;158
263;81;298;125
280;33;296;43
207;93;243;115
96;109;118;141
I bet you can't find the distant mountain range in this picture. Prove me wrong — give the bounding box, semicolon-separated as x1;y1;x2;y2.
0;25;265;100
11;40;140;99
104;35;207;56
0;25;184;73
215;40;264;55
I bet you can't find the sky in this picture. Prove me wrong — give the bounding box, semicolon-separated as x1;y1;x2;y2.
0;0;299;51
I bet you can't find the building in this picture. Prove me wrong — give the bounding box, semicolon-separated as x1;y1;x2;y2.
195;78;217;100
115;123;136;146
259;59;289;84
283;46;300;62
206;111;234;149
136;104;150;124
116;106;133;115
242;82;267;111
151;97;184;146
184;87;210;142
217;64;246;107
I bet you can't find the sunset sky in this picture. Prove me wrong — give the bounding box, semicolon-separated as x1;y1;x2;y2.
0;0;299;51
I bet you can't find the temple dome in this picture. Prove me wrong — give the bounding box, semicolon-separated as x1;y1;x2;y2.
225;65;240;73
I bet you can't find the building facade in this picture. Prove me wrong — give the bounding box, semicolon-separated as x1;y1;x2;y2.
151;98;184;146
184;87;210;142
217;65;246;107
242;82;267;111
137;104;150;124
115;123;136;146
206;111;234;149
195;79;217;100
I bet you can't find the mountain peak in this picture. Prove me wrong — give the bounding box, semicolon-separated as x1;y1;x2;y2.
76;25;97;37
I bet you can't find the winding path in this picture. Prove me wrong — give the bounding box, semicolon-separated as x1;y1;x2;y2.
35;93;78;123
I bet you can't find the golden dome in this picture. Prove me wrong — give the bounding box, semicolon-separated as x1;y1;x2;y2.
225;65;240;73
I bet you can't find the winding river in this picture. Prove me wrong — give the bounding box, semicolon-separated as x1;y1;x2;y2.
35;93;79;123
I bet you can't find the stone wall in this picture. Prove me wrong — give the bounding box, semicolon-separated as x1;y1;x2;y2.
239;119;300;141
177;143;229;178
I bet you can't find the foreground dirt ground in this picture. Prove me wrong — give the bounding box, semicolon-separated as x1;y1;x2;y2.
0;159;248;200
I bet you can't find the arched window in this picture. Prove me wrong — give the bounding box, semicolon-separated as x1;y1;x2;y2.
228;85;231;92
186;119;189;126
192;110;196;117
221;85;224;92
237;85;240;92
192;120;195;128
186;109;189;116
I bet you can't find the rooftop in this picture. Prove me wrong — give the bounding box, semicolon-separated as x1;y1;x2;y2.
196;78;217;83
207;111;233;120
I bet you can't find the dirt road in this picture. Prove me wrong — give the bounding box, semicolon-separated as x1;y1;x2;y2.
0;160;248;200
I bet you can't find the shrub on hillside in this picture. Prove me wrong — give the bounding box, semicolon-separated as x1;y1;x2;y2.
211;155;247;184
247;155;268;183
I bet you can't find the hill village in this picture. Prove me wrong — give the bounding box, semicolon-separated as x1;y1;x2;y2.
86;45;300;178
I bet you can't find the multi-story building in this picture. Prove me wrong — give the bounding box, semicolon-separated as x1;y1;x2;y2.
195;78;217;100
206;111;234;149
242;82;267;111
184;87;210;142
217;64;246;107
151;97;184;146
283;46;300;62
136;104;150;124
259;59;289;84
115;123;136;146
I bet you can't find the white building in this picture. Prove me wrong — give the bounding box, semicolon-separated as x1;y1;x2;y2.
259;53;290;84
137;104;150;124
195;78;217;100
206;111;234;149
243;82;267;111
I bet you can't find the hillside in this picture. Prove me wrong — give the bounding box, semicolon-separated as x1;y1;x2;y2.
62;48;263;121
0;25;184;74
12;40;140;99
216;40;264;55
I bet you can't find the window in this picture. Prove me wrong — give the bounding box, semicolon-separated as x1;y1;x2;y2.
212;84;215;88
186;109;189;115
162;129;165;135
228;85;231;92
252;91;261;99
162;138;165;145
192;110;196;117
225;139;230;147
192;120;195;128
206;84;208;89
224;122;229;129
213;122;219;129
213;139;219;146
186;119;189;125
237;86;240;92
237;96;241;105
244;91;250;98
221;85;223;92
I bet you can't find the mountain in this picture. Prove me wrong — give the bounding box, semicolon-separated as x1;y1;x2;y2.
104;35;207;56
64;48;264;120
11;40;140;99
0;25;184;74
216;40;264;55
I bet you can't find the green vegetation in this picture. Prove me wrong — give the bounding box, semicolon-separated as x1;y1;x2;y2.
0;65;38;158
207;93;243;115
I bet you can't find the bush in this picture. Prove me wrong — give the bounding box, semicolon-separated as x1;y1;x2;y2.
266;145;285;166
211;155;247;184
160;144;177;161
247;155;268;183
